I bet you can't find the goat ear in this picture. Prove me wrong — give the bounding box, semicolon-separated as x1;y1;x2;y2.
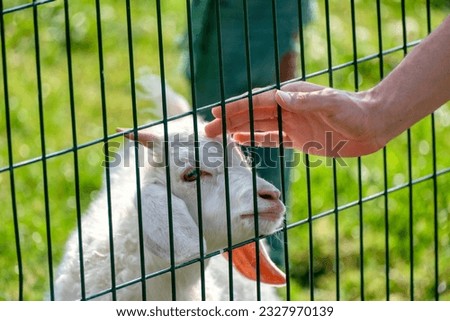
140;183;205;264
223;241;286;286
116;128;161;149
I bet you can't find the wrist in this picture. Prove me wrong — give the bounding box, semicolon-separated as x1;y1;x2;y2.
362;86;395;150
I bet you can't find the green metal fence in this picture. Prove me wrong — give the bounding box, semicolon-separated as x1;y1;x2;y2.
0;0;449;301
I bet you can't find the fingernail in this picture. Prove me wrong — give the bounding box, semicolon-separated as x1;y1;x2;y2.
276;90;291;104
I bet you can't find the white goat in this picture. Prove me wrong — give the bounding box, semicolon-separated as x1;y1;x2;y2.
54;75;286;300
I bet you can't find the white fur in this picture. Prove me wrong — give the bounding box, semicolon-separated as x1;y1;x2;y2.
54;75;285;301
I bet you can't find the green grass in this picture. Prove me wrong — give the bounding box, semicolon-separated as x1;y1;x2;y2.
0;0;449;300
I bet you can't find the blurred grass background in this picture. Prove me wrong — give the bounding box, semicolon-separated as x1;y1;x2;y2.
0;0;448;300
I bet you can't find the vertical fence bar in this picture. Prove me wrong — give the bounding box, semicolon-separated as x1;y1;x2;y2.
241;0;262;300
357;160;365;300
382;151;390;301
304;153;314;300
271;0;290;301
294;0;309;302
297;0;335;301
324;0;333;92
63;0;86;300
430;105;440;299
292;0;310;301
400;0;415;301
332;160;340;301
426;0;439;301
126;0;148;301
185;0;207;300
406;119;414;300
349;0;365;301
375;0;390;301
214;0;234;300
270;0;286;208
94;0;116;300
0;0;24;301
430;81;439;302
271;0;291;302
322;0;335;301
155;0;177;300
32;0;54;300
327;0;341;300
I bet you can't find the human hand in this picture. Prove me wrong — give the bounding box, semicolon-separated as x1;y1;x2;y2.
205;81;385;157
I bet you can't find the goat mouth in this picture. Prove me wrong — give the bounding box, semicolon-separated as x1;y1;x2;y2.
240;212;282;222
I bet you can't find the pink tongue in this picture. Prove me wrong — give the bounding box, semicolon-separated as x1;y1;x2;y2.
222;242;286;286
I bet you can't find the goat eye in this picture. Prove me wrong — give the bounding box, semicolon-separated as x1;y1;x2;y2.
182;168;199;182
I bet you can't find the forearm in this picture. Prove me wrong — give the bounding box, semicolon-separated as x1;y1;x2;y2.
369;15;450;145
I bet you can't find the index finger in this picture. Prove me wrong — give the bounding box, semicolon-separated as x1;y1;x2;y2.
211;88;278;118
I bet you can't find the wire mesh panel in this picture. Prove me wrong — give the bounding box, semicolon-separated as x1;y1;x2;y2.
0;0;449;301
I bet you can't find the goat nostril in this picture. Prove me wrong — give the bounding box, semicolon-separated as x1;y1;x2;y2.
258;189;280;201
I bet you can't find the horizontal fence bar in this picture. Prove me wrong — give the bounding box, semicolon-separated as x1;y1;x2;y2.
287;166;450;230
1;0;55;15
85;234;269;301
300;39;422;82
